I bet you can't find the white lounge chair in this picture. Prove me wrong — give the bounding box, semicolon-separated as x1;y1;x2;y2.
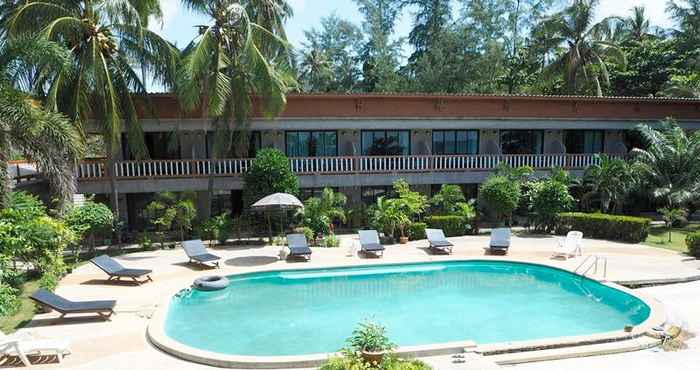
553;231;583;259
489;228;511;255
0;329;70;367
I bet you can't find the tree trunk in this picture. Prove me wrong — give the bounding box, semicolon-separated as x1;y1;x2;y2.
0;152;10;210
107;156;121;244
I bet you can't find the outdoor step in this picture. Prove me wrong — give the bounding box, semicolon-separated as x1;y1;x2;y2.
486;335;660;365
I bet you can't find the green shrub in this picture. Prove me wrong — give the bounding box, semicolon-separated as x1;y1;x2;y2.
686;232;700;258
242;148;299;207
292;226;314;244
408;222;427;240
528;179;574;233
478;175;521;224
301;188;347;238
425;216;467;237
556;213;651;243
0;283;20;317
323;233;340;248
430;184;465;214
65;201;114;252
320;353;432;370
201;213;233;245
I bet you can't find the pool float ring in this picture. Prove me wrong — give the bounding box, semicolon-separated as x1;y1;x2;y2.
193;275;229;291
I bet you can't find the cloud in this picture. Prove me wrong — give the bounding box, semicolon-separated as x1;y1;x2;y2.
596;0;674;28
149;0;180;31
288;0;307;13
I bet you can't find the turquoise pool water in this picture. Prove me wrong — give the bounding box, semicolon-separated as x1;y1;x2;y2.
164;261;650;356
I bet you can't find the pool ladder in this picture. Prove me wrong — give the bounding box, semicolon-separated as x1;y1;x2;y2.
574;255;608;280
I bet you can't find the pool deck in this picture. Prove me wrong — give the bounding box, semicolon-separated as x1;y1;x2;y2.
3;234;699;369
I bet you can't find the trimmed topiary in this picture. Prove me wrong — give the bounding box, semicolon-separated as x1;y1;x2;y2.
686;232;700;258
556;212;651;243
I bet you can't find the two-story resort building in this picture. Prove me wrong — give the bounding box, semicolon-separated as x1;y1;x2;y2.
75;93;700;229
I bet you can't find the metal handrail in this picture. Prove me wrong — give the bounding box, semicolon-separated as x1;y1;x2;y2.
574;255;607;279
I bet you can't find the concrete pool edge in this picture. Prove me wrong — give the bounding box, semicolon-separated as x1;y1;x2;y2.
147;258;667;369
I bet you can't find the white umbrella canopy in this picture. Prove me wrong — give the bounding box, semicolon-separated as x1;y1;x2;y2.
251;193;304;244
251;193;304;210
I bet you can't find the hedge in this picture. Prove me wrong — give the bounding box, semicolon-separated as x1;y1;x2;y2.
425;216;467;237
556;212;651;243
408;222;427;241
686;232;700;258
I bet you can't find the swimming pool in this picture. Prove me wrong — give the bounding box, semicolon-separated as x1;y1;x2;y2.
162;261;651;358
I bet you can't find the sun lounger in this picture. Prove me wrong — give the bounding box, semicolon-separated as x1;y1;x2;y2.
286;234;312;261
358;230;385;257
182;239;221;268
29;289;116;320
552;231;583;259
425;228;453;254
1;329;71;367
489;228;511;255
89;254;153;284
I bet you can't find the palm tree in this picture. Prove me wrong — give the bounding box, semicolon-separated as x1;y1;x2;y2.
0;40;84;211
4;0;179;218
622;6;652;42
299;49;333;92
582;154;635;213
631;120;700;209
301;187;347;238
178;0;296;218
537;0;626;95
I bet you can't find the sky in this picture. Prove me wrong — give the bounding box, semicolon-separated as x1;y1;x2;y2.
154;0;676;52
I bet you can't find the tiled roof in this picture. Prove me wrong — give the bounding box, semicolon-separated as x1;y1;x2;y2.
146;92;700;103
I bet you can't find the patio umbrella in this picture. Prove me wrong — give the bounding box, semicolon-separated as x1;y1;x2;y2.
251;193;304;243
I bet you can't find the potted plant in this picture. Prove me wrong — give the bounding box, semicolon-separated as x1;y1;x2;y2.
347;320;395;365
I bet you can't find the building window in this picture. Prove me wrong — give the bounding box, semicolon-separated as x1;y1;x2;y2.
565;130;604;154
500;130;544;154
207;131;261;158
361;186;393;204
286;131;338;157
299;187;338;201
361;130;410;156
432;130;479;155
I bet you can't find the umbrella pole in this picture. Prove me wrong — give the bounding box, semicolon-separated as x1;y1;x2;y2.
280;211;284;237
266;212;273;244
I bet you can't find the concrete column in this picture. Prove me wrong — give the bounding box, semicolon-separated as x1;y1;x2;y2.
604;130;628;154
338;130;359;156
479;129;501;154
544;130;565;154
411;129;432;155
180;131;207;159
195;191;210;220
261;130;285;152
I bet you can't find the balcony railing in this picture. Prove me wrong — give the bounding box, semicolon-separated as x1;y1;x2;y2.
77;154;615;180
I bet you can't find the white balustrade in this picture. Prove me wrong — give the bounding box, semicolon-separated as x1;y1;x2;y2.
77;154;611;180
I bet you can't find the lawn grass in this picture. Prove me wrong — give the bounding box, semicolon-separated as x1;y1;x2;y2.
0;277;40;333
643;223;700;253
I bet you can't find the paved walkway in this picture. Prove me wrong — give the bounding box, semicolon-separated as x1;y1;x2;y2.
2;234;699;369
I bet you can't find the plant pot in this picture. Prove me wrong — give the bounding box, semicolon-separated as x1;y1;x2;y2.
399;236;409;244
361;349;386;365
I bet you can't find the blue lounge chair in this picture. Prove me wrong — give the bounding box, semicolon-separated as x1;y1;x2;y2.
426;228;453;254
30;289;116;320
90;255;153;284
489;228;511;255
182;240;221;268
286;234;312;261
358;230;385;257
